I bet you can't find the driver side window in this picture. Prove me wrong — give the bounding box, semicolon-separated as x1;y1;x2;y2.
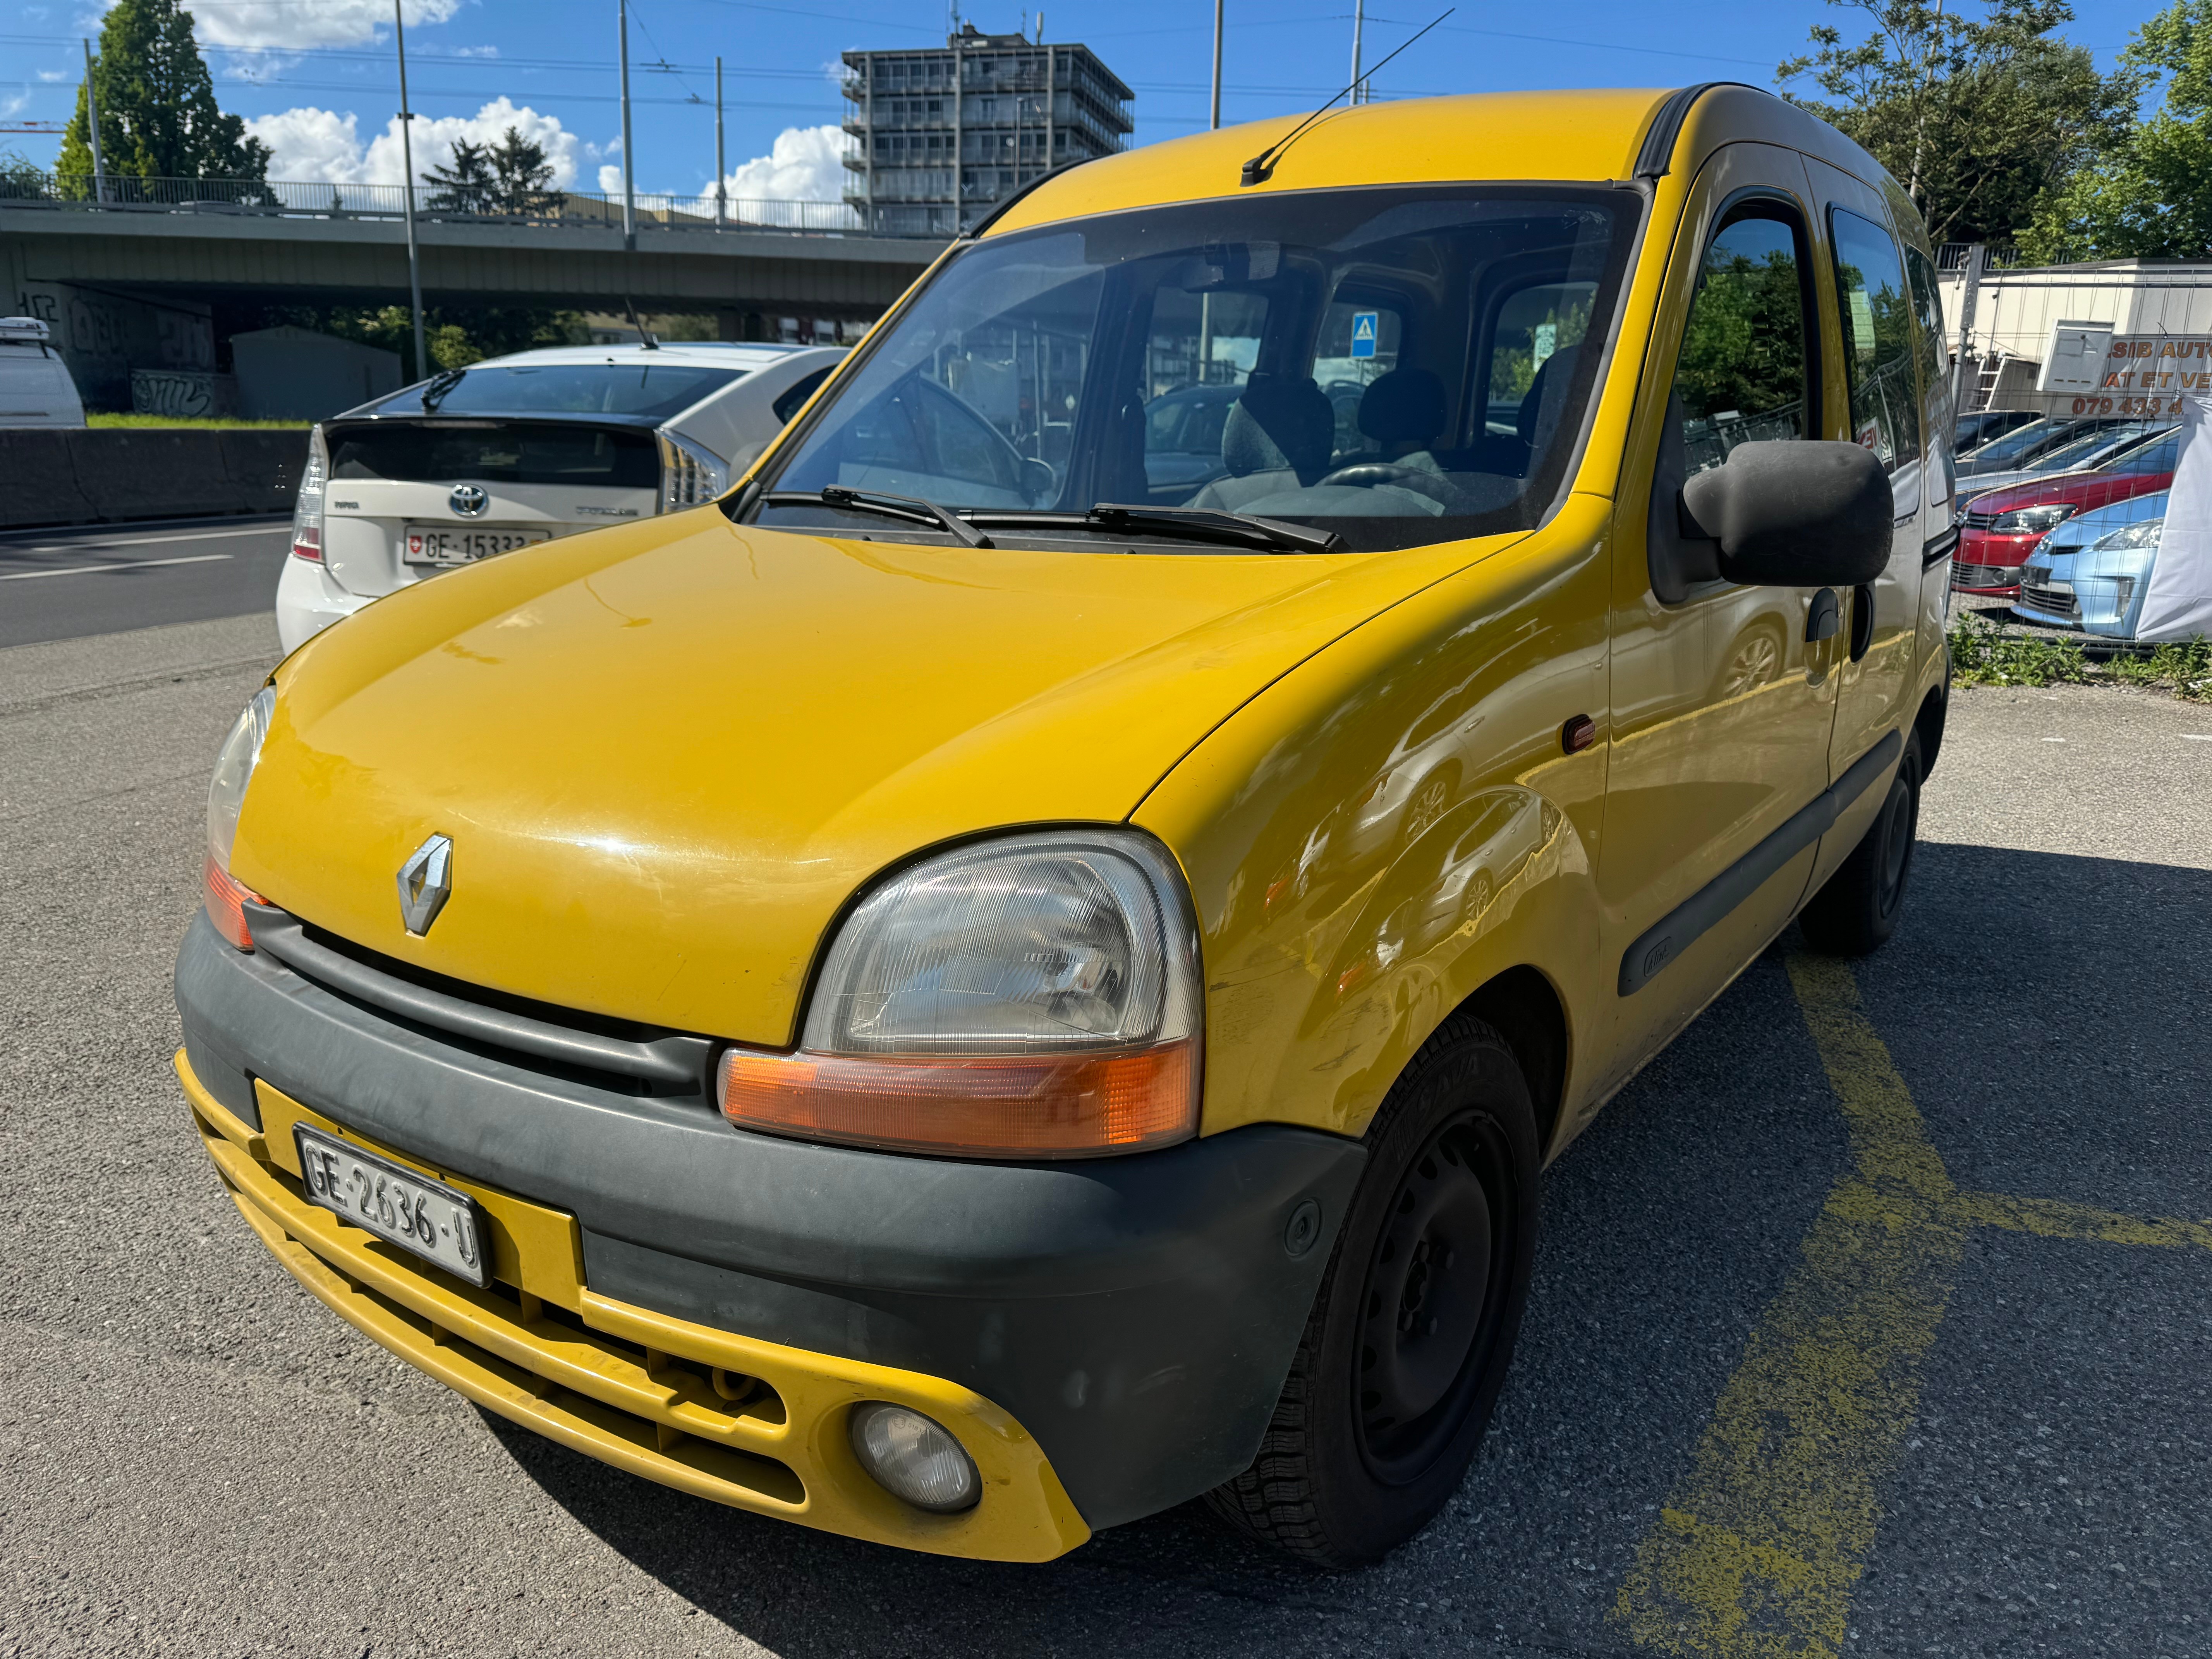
1650;203;1815;601
1673;210;1813;474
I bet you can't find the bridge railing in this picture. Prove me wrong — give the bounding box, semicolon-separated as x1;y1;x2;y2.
0;169;901;236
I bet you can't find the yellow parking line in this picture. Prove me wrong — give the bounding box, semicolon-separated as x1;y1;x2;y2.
1960;1192;2212;1251
1613;954;2212;1658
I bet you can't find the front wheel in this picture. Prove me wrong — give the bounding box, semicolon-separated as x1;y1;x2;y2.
1798;732;1923;957
1206;1014;1540;1568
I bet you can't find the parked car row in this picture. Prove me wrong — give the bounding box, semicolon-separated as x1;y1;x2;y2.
1948;416;2178;601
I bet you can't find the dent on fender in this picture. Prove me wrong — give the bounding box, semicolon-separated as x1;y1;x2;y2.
1140;505;1614;1142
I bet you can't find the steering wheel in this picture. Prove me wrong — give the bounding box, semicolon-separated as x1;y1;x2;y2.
1317;462;1431;489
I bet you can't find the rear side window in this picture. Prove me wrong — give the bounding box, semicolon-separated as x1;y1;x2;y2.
326;421;660;488
1670;207;1814;476
773;366;833;425
1829;208;1921;473
1903;244;1955;507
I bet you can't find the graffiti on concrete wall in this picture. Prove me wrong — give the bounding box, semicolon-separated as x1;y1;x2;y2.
130;369;239;418
12;283;215;411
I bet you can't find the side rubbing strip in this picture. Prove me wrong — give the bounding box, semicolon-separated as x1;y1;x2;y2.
1922;524;1960;566
1618;730;1903;996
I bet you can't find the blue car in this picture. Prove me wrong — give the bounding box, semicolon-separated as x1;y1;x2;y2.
2014;489;2167;637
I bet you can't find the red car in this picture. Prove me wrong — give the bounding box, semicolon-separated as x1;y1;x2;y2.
1954;428;2179;596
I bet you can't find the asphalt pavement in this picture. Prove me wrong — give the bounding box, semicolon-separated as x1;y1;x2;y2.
2;617;2207;1659
0;516;291;648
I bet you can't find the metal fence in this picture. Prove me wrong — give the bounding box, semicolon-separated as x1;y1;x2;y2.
0;169;904;236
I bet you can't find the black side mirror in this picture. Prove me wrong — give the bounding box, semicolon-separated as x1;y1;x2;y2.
1680;440;1893;588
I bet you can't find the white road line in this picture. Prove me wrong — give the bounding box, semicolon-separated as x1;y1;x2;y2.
0;524;289;555
0;553;235;582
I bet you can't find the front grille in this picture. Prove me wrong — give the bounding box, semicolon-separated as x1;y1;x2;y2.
1963;510;2001;530
2019;584;2080;617
242;902;715;1095
1952;562;2020;590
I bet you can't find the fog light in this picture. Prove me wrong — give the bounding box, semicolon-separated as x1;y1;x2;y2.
848;1402;979;1513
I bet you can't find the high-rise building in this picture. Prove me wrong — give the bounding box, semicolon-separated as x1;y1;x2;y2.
841;23;1133;238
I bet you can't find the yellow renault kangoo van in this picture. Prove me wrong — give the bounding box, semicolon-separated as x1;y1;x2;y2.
177;82;1956;1568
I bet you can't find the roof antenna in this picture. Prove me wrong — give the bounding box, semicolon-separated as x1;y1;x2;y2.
623;295;659;350
1240;7;1453;186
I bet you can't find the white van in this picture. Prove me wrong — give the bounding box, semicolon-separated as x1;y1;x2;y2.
276;340;844;652
0;317;88;428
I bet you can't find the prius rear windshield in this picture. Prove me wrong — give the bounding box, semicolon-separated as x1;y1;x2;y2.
326;421;659;488
375;363;740;420
747;185;1635;552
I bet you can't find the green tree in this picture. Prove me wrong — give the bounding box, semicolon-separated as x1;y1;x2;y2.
421;129;563;217
2024;0;2212;259
423;137;495;213
488;127;562;215
55;0;270;196
1779;0;2134;245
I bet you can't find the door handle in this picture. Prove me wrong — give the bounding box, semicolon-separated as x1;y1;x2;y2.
1805;587;1841;643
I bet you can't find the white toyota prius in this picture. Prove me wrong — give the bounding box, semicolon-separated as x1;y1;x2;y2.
276;340;844;652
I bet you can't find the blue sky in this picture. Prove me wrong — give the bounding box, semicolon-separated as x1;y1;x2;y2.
0;0;2162;201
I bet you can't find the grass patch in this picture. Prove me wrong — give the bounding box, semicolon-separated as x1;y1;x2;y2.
1948;612;2212;701
86;413;312;430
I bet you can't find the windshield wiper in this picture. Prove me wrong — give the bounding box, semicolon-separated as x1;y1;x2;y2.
759;486;989;547
418;368;466;412
964;503;1344;555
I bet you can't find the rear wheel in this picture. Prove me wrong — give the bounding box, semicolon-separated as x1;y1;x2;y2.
1206;1014;1539;1568
1798;732;1923;957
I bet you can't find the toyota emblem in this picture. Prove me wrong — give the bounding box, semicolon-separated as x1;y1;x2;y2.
448;484;489;517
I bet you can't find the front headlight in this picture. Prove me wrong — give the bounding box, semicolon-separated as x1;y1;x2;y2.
1989;503;2076;534
656;429;729;512
204;687;275;949
2093;516;2164;552
717;830;1203;1159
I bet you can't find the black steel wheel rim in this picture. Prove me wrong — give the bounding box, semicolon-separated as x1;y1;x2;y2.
1353;1106;1516;1484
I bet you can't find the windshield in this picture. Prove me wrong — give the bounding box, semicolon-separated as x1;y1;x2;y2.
2027;421;2161;473
1964;418;2064;467
378;363;742;420
2106;428;2180;474
745;187;1635;552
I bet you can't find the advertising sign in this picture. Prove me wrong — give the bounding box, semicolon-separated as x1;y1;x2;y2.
2046;331;2212;420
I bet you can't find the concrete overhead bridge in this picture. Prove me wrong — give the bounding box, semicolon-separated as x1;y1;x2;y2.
2;174;948;405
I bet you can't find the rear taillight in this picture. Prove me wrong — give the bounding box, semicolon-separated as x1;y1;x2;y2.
656;430;729;513
291;425;328;562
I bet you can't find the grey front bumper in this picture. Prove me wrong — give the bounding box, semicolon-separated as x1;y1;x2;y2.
175;913;1365;1529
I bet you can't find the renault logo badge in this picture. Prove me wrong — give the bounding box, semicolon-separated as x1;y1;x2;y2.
397;833;453;936
448;484;489;518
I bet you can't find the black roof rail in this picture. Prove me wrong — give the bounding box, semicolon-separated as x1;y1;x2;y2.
1634;81;1760;180
961;155;1098;240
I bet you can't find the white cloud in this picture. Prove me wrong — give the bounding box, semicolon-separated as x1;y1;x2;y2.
244;99;584;188
185;0;462;50
450;45;499;58
36;69;69;81
723;125;845;203
598;163;623;194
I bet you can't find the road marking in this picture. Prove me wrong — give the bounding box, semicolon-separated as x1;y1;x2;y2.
0;553;235;582
0;524;287;555
1614;953;2212;1658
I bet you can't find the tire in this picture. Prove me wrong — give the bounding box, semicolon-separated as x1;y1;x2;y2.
1205;1013;1540;1568
1798;731;1923;957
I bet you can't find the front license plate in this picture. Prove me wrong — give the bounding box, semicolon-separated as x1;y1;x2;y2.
294;1124;491;1287
402;524;553;566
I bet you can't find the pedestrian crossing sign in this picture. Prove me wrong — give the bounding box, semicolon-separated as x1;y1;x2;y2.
1351;311;1379;359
